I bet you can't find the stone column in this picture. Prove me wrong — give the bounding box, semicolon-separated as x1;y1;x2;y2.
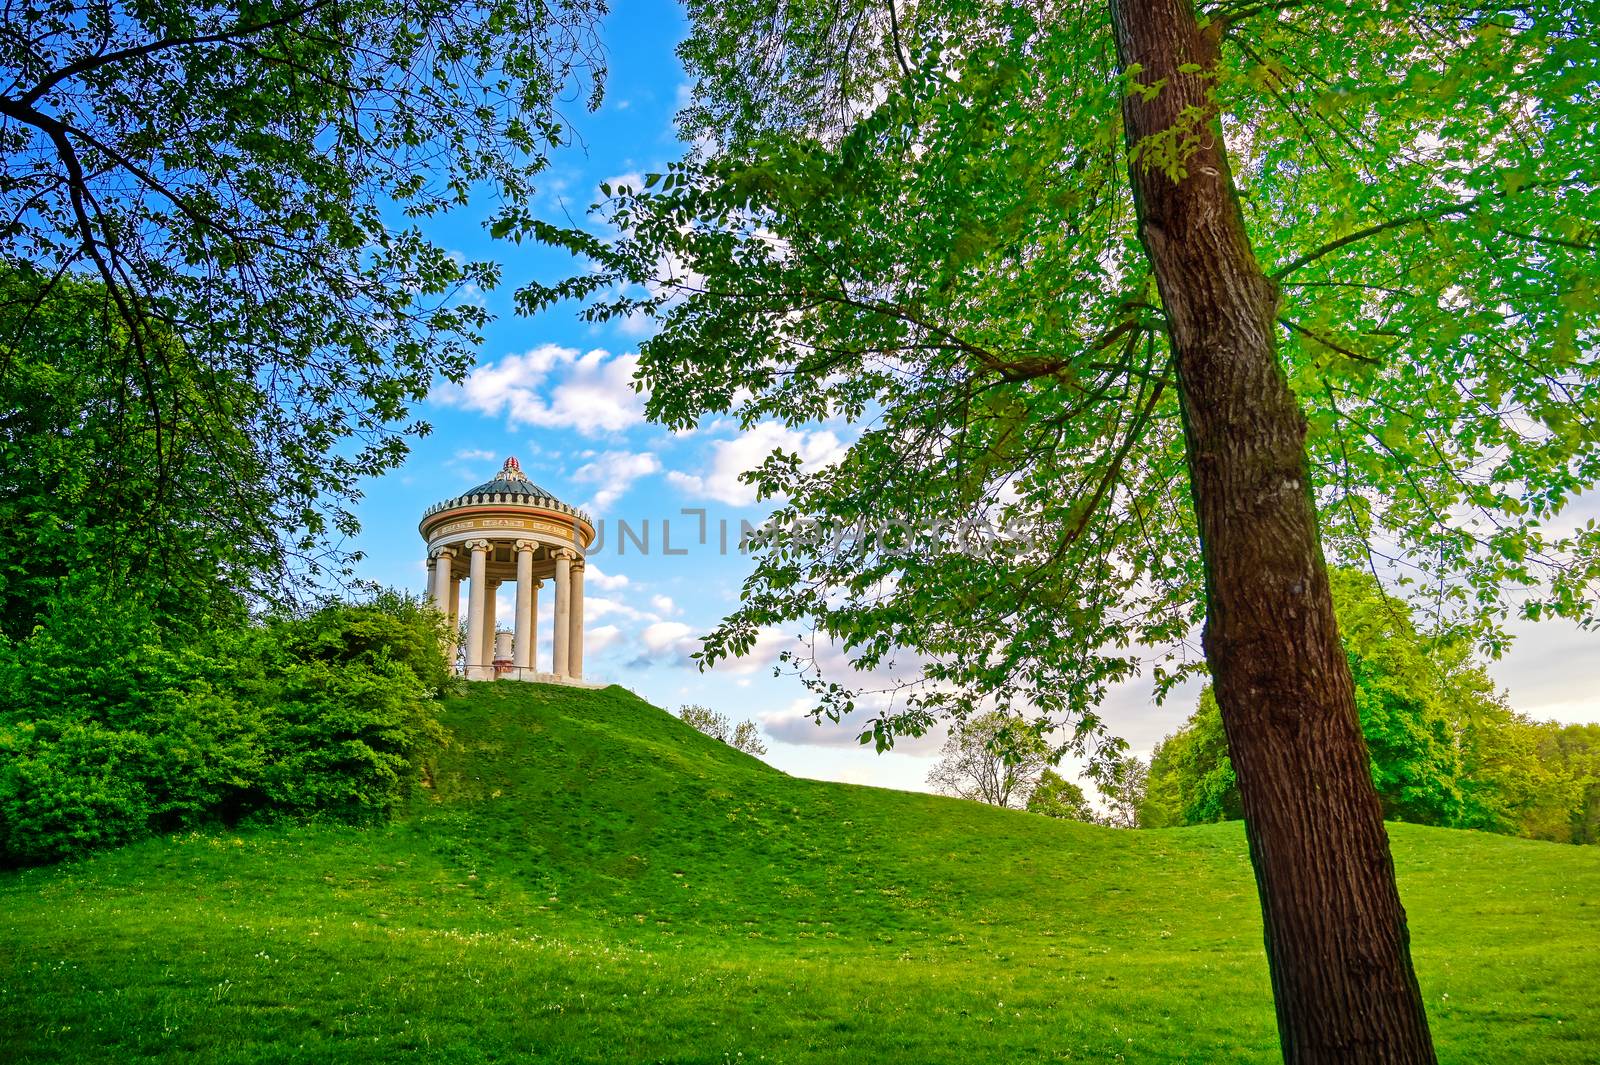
447;573;461;672
464;539;489;678
431;547;456;666
482;578;499;669
552;548;574;679
513;539;536;675
430;549;452;609
567;558;585;680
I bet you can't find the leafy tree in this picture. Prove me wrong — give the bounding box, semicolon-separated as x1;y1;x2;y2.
1335;570;1468;825
1026;769;1096;822
927;711;1051;809
0;267;269;638
1454;709;1551;838
1096;755;1149;829
1141;689;1241;829
531;0;1600;1057
678;704;769;757
0;0;603;595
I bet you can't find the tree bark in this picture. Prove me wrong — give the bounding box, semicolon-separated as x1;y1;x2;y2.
1107;2;1437;1062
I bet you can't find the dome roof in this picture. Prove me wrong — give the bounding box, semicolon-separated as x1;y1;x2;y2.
463;455;556;500
422;457;587;521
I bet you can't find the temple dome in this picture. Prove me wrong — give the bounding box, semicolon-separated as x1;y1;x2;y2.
423;456;587;519
462;456;556;502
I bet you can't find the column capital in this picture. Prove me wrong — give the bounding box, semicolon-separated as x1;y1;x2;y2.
430;545;457;560
553;547;579;562
464;538;492;552
513;538;538;553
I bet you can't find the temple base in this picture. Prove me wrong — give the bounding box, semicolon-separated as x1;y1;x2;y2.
462;666;603;688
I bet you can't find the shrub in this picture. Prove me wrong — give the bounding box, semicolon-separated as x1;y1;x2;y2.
0;585;449;866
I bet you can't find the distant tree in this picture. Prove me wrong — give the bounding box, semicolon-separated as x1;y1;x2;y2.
1141;689;1241;829
1559;726;1600;847
678;705;768;757
927;712;1050;809
1334;570;1467;825
1144;571;1528;831
1097;756;1148;830
1026;769;1095;823
1521;723;1600;846
0;0;603;595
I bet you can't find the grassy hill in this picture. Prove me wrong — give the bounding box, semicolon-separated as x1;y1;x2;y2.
2;683;1597;1063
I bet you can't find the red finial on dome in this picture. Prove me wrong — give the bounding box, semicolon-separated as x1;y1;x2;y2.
503;456;522;474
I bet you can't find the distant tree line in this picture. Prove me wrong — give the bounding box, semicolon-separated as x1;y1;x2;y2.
933;570;1597;845
1140;571;1600;846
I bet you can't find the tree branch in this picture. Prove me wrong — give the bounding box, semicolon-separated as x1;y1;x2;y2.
15;0;339;106
1271;186;1568;281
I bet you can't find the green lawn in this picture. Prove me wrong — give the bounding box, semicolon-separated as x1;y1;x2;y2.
2;683;1596;1063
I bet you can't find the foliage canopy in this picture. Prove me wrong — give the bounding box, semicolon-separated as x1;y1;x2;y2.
529;0;1600;760
1;0;604;593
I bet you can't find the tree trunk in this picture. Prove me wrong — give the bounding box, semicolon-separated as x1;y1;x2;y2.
1107;2;1437;1062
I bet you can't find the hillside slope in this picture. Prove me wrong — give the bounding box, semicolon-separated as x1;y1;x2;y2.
2;683;1597;1063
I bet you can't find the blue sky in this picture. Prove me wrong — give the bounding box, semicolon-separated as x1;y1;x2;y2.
346;2;1600;795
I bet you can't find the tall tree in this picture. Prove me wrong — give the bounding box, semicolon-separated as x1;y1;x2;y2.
678;704;769;757
0;267;269;637
1095;754;1148;830
1;0;603;597
528;1;1600;1061
927;711;1051;808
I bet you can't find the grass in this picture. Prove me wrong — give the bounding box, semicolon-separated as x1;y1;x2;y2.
2;682;1597;1063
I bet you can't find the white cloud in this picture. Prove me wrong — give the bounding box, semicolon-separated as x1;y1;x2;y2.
757;698;947;754
433;344;645;436
667;421;847;506
709;625;795;676
602;171;645;196
572;450;662;512
588;624;624;655
454;448;496;462
650;594;679;616
586;595;656;624
638;620;700;665
615;309;657;338
584;564;631;592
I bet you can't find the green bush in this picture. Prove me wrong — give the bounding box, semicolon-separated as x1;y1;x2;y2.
0;586;450;866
